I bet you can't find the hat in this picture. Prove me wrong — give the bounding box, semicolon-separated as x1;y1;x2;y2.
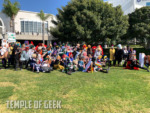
104;55;108;60
117;44;122;49
25;47;29;50
30;45;34;49
54;42;57;46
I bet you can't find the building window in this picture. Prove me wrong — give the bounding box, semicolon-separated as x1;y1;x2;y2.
21;21;24;32
20;20;48;33
25;21;29;32
38;22;42;33
45;22;48;33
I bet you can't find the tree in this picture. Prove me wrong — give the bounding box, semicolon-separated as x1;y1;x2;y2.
50;0;129;44
37;10;52;44
2;0;20;32
128;6;150;48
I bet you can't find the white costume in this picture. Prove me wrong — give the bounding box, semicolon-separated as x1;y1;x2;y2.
139;53;145;67
0;39;8;56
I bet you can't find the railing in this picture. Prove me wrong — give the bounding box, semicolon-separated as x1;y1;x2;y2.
15;32;48;36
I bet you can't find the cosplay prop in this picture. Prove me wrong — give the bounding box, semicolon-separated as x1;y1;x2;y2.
7;32;16;43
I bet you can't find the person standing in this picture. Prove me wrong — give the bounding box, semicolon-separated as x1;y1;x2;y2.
87;45;92;56
114;44;124;66
109;45;115;66
13;45;21;71
123;46;128;67
26;45;35;69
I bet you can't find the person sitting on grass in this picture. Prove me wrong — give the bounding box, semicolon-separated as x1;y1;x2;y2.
41;58;51;73
30;54;37;71
63;57;73;75
53;55;64;71
94;55;110;73
78;57;84;71
33;60;41;73
125;49;149;72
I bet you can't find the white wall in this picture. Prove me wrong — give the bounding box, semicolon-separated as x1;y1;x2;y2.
14;10;56;33
107;0;150;15
135;0;150;9
0;13;11;32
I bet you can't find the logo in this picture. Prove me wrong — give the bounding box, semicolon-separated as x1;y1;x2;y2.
137;0;141;2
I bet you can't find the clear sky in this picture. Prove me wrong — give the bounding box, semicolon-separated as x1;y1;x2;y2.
0;0;107;15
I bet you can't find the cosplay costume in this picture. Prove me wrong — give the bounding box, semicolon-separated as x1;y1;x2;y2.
139;53;145;67
53;56;64;70
92;46;97;57
41;60;51;73
78;60;84;71
109;46;115;66
125;52;149;72
62;57;76;75
114;44;124;65
144;55;150;68
95;55;110;73
20;50;26;69
8;43;14;67
123;47;129;67
13;45;21;70
109;48;115;61
0;39;8;56
30;54;37;70
87;45;92;56
83;58;92;72
34;63;41;73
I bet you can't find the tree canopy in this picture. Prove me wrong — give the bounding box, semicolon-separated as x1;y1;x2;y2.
128;6;150;48
2;0;20;32
37;10;52;44
37;10;51;21
50;0;129;44
2;0;20;19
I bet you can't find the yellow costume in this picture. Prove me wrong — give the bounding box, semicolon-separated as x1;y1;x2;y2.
109;48;115;61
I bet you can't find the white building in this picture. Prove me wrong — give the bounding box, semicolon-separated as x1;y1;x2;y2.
0;10;57;44
107;0;150;15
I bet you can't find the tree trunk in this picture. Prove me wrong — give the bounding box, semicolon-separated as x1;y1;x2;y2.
42;22;45;44
12;15;15;33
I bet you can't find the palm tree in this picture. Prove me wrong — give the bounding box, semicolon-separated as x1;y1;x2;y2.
37;10;52;44
2;0;20;33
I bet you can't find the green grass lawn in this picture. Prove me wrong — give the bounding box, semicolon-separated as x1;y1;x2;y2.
0;67;150;113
